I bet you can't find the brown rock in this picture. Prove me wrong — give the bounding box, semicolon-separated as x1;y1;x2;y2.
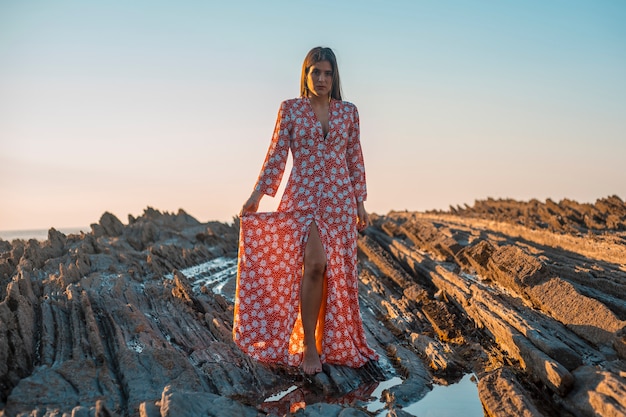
528;277;626;346
562;366;626;417
99;212;124;237
158;385;260;417
478;368;546;417
615;327;626;360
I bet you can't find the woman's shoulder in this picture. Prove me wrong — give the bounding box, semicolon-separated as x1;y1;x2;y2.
280;97;306;107
277;98;308;115
333;99;356;108
332;99;359;114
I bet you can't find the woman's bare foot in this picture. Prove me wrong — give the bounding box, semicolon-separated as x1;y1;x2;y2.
301;345;322;375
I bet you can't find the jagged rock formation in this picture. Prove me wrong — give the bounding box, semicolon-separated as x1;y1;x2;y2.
0;197;625;417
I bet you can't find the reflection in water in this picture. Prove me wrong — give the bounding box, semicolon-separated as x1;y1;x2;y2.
260;380;380;415
366;376;403;413
391;373;484;417
258;373;483;416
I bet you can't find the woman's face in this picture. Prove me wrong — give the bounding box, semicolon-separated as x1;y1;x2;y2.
306;60;333;98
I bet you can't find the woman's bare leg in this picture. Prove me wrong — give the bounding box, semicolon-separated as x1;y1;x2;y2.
301;222;326;374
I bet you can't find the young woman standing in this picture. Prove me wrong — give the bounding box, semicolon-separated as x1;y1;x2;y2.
235;46;378;374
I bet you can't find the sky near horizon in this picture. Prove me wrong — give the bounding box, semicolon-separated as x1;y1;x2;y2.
1;0;625;231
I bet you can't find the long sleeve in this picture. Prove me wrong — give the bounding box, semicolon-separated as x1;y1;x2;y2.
346;104;367;203
254;101;292;197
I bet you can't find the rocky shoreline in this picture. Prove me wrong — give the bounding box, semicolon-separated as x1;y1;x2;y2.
1;197;625;416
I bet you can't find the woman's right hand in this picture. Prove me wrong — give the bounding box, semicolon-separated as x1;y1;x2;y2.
240;191;262;216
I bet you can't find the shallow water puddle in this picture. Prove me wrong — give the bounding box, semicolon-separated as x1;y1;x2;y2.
258;373;484;416
260;380;382;415
263;385;299;402
366;376;403;413
373;373;484;417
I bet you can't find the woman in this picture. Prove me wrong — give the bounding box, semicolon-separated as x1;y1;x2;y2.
234;46;378;375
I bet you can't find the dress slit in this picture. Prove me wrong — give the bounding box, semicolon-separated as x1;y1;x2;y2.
302;219;329;354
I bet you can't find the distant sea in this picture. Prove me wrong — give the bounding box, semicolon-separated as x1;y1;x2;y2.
0;227;88;242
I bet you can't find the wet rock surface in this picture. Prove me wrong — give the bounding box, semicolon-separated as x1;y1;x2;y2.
0;198;625;416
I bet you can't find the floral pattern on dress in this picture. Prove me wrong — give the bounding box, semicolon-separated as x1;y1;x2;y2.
233;98;378;368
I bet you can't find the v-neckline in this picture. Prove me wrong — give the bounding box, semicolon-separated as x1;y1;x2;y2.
308;98;332;139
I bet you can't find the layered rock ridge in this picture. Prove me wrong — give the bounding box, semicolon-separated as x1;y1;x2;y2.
0;197;624;416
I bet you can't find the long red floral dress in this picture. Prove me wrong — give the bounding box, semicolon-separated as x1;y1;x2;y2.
233;97;379;368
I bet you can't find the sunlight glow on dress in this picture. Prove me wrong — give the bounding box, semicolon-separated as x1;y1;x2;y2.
233;98;379;367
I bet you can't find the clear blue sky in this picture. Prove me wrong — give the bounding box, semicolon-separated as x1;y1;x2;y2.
1;0;625;230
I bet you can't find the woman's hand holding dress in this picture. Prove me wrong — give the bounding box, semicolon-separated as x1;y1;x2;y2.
240;190;262;216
